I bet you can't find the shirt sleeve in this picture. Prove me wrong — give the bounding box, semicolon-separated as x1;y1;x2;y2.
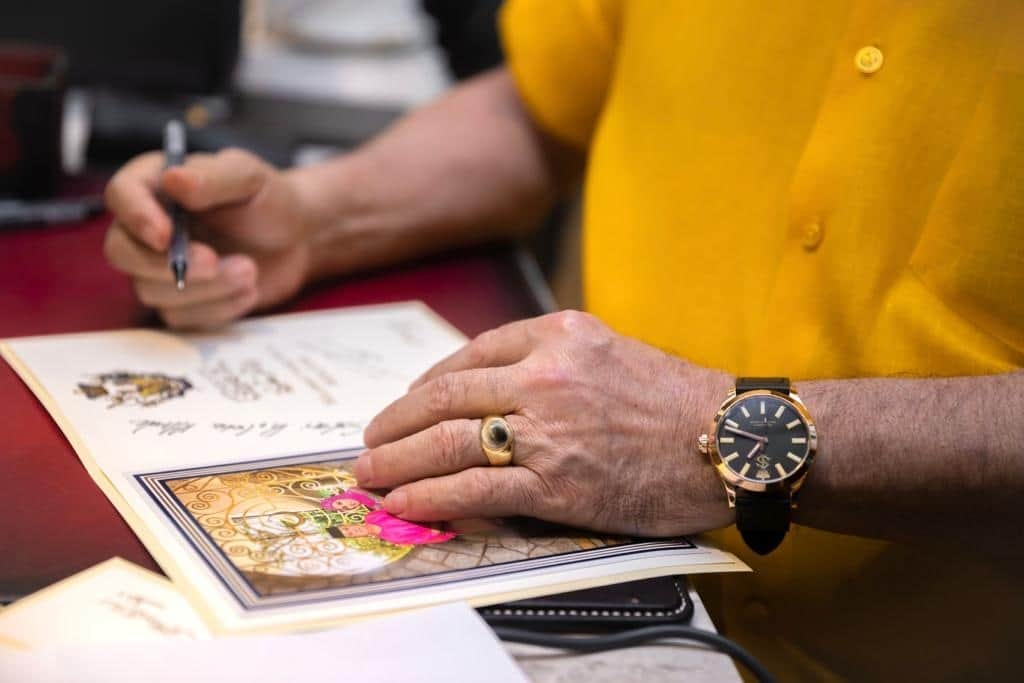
499;0;621;149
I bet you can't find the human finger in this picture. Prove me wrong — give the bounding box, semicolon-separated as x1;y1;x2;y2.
161;148;270;212
104;223;221;282
159;287;259;330
382;466;534;521
133;254;257;308
363;367;522;448
408;320;536;390
356;414;535;488
103;152;172;251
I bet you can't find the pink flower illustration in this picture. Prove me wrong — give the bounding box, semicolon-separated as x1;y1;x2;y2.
320;489;454;545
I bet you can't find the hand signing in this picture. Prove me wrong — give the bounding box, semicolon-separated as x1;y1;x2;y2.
359;311;736;537
103;148;318;329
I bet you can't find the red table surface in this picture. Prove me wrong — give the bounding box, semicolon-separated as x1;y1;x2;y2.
0;214;543;597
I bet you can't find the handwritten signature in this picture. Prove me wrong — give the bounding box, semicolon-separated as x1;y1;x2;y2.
100;591;197;638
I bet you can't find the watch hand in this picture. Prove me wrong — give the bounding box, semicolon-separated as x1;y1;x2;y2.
724;425;768;443
746;442;763;460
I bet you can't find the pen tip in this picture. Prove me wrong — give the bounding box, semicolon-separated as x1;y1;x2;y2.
171;262;187;291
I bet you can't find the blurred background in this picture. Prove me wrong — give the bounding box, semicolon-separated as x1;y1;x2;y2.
0;0;578;306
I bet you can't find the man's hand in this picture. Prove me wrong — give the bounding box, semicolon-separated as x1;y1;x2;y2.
359;311;735;537
103;148;317;329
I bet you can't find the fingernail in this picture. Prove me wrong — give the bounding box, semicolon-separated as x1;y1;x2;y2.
354;454;373;485
384;490;407;515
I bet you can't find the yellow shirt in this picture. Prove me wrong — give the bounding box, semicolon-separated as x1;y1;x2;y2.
501;1;1024;680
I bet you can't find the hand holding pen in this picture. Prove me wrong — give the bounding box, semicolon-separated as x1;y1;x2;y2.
102;135;315;329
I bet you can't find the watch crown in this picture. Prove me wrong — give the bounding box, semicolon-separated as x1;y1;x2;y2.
697;434;709;454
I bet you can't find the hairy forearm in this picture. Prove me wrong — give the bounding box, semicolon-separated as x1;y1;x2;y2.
793;371;1024;555
289;67;581;281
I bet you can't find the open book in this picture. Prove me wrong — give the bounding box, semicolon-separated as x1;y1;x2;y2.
1;302;747;634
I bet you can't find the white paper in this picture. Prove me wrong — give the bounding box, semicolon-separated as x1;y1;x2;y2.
0;602;528;683
0;559;210;650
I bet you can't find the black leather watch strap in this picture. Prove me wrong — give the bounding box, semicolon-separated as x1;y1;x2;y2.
735;491;791;555
736;377;791;394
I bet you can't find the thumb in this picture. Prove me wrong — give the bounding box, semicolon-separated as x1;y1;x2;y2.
161;148;271;213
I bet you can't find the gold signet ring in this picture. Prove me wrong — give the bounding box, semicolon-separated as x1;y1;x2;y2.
481;415;514;466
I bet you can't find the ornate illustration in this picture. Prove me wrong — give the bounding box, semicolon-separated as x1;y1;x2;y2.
146;456;634;601
77;372;193;408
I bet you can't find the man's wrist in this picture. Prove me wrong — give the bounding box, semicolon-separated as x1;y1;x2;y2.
684;365;737;528
285;154;372;284
788;379;836;526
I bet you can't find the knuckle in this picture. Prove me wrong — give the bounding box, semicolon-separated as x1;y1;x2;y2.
526;357;572;391
426;374;457;415
432;421;462;471
219;148;265;191
465;468;496;503
551;309;596;335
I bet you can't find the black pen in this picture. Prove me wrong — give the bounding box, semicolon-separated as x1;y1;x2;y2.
163;120;189;290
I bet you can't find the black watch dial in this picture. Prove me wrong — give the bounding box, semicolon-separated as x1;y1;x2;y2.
715;394;810;484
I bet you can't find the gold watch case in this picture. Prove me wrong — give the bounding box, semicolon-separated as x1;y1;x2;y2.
697;388;817;508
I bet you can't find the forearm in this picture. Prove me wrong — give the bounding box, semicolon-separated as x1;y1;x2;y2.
793;371;1024;555
289;67;581;280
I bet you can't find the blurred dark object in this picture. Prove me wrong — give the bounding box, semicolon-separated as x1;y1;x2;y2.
88;90;292;169
422;0;503;80
0;1;240;94
0;44;66;198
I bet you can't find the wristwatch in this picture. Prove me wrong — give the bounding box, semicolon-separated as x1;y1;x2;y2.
697;377;817;555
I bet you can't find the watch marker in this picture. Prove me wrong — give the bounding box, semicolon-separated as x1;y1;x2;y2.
740;406;750;418
760;400;765;415
739;463;751;476
723;452;739;462
791;437;807;444
774;405;786;419
726;418;739;428
786;452;802;463
775;463;787;477
719;437;735;444
786;419;801;429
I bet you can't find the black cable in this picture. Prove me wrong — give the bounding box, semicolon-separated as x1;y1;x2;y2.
495;624;776;683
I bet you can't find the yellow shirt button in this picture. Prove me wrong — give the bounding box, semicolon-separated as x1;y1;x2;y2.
802;221;824;251
855;45;884;74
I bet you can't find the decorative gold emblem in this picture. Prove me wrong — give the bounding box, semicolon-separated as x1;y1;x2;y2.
77;371;193;408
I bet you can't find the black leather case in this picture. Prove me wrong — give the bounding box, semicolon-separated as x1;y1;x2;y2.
479;575;693;633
